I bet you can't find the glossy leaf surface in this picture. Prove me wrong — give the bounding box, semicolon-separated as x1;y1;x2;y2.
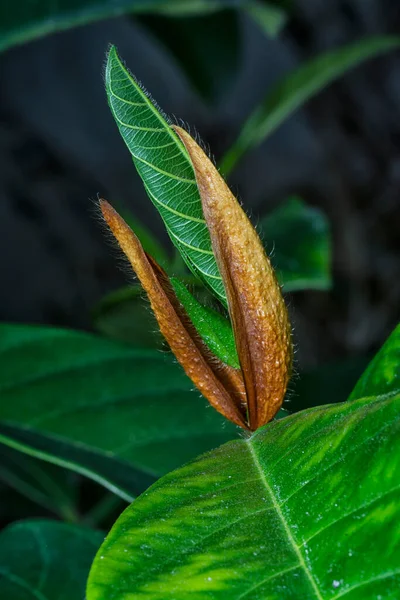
0;324;238;502
87;325;400;599
221;36;400;174
105;45;227;305
0;519;102;599
260;197;331;291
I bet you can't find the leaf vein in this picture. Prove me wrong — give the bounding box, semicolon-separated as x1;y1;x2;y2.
331;568;400;599
246;441;323;600
300;484;400;547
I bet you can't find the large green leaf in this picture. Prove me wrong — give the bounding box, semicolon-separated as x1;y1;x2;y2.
0;324;239;502
105;45;227;305
0;0;240;53
87;325;400;600
260;197;331;291
220;36;400;175
0;519;102;599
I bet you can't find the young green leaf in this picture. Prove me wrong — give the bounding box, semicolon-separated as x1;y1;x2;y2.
0;520;102;599
260;197;331;292
220;36;400;175
105;45;227;305
0;324;239;502
170;277;240;369
87;325;400;599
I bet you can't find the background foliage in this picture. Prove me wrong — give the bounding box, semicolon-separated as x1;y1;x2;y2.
0;0;399;598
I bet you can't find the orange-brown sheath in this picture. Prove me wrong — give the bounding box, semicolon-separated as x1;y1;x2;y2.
174;127;293;430
100;200;247;429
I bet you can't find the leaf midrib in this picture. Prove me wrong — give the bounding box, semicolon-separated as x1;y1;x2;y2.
246;439;323;600
107;47;191;164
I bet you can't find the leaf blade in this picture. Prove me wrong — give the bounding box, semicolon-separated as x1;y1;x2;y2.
105;46;227;305
0;323;239;501
170;277;240;369
87;385;400;599
0;0;239;53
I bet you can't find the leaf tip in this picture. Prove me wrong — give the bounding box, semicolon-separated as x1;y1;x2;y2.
99;198;115;226
106;44;118;63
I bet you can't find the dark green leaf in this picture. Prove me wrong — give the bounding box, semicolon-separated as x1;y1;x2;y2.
106;46;228;305
138;9;240;102
260;197;331;291
221;36;400;174
171;277;239;368
0;445;79;521
87;330;400;598
0;0;240;53
0;324;239;502
0;520;102;599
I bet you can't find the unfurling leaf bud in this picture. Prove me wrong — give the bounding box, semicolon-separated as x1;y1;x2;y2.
174;126;293;430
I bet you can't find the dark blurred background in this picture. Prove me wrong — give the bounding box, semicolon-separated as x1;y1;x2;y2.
0;0;399;374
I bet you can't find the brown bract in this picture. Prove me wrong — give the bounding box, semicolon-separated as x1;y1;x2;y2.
173;126;293;430
100;200;247;429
